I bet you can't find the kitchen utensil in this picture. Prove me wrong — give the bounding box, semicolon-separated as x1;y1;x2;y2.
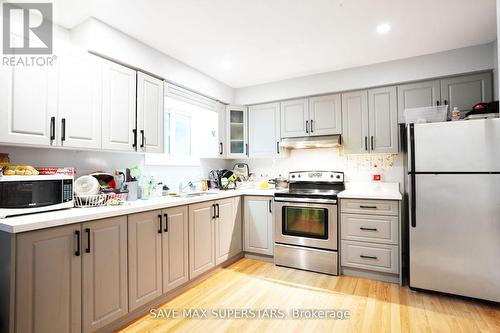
74;176;100;196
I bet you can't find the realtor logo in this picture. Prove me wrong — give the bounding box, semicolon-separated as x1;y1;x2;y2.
2;2;53;54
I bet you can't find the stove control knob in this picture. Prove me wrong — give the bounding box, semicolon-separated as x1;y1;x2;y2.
291;175;295;179
298;174;301;178
330;174;334;178
336;175;341;179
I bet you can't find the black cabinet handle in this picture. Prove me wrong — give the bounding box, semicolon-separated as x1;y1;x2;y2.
310;119;314;133
163;214;168;232
370;136;374;150
360;255;378;260
269;200;272;213
85;228;91;253
410;124;416;228
158;214;162;234
140;130;145;148
245;143;248;156
444;99;448;105
436;100;440;106
276;141;280;154
212;204;216;219
74;230;80;256
359;205;377;209
216;203;220;218
364;136;368;151
219;142;223;155
61;118;66;142
50;116;55;141
360;227;378;231
132;129;137;148
305;120;309;133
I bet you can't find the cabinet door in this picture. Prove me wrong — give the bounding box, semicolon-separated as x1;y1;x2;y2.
102;60;137;151
397;80;440;123
162;206;189;293
189;201;216;279
218;105;226;158
440;72;492;114
248;103;280;158
244;196;274;255
226;105;248;158
128;210;163;310
280;98;309;138
341;90;369;154
15;225;81;333
0;62;57;146
137;72;164;153
368;86;398;153
215;197;242;264
58;47;102;149
309;94;342;135
82;216;128;333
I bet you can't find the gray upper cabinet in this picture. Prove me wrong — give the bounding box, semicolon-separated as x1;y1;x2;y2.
368;86;398;153
15;224;82;333
341;90;369;154
128;210;163;311
162;206;189;293
440;72;492;114
397;80;440;123
309;94;342;135
189;201;216;279
248;103;281;158
215;197;242;265
82;216;128;333
281;98;309;138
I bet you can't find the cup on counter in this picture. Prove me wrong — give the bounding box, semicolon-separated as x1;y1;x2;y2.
123;181;138;201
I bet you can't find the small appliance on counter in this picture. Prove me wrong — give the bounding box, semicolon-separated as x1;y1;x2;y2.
232;163;249;181
0;175;74;218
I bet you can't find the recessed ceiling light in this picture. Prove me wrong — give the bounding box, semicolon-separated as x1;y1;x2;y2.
376;23;391;34
220;60;232;70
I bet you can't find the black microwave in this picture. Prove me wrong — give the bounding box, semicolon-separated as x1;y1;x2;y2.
0;175;74;218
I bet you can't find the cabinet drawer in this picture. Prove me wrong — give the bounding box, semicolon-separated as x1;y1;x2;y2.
340;199;398;216
341;240;399;274
341;214;398;245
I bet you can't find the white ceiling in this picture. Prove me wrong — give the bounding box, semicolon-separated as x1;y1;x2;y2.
49;0;496;88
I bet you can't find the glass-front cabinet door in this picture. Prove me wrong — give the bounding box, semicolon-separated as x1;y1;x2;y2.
225;105;248;158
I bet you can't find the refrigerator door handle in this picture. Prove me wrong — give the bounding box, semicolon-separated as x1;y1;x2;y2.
409;123;416;228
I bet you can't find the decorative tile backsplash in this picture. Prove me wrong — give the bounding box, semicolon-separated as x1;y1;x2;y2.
345;153;397;172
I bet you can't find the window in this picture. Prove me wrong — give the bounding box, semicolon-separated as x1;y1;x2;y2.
146;89;220;166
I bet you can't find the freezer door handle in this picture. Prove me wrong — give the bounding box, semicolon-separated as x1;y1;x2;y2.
409;123;416;228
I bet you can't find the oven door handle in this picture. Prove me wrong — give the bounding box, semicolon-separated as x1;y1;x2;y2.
273;197;337;204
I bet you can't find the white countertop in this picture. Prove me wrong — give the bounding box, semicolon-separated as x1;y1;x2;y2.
0;188;276;233
338;182;402;201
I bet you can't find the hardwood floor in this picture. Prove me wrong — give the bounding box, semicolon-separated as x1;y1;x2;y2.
119;258;500;333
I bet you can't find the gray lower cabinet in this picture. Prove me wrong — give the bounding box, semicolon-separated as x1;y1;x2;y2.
397;80;441;123
128;210;163;311
82;216;128;333
189;201;216;279
162;206;189;293
15;224;82;333
215;197;242;265
440;72;492;114
244;196;274;256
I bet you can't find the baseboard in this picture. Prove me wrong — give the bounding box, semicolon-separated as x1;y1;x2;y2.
96;252;244;333
341;267;401;284
243;252;274;263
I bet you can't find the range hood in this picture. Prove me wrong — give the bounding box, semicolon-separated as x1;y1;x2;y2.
280;135;342;149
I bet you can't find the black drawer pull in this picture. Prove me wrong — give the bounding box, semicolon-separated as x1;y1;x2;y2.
359;205;377;209
158;214;162;234
360;254;378;260
360;227;378;231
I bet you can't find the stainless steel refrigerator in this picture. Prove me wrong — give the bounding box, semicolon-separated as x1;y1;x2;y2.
407;119;500;302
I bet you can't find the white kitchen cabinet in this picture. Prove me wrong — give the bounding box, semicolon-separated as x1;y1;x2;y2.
58;46;102;149
368;86;398;153
244;196;274;256
217;105;227;157
341;90;369;154
397;80;440;123
309;94;342;135
0;60;58;146
102;59;137;151
248;102;281;158
280;98;309;138
226;105;248;158
440;72;492;114
137;72;164;153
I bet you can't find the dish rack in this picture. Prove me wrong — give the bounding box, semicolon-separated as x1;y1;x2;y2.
74;193;127;208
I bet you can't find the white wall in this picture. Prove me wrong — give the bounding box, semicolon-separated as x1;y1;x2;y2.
235;43;496;105
497;0;500;98
70;18;234;103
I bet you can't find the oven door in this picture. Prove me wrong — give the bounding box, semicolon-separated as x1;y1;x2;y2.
275;199;337;251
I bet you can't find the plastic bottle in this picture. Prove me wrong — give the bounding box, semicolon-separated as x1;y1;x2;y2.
451;107;460;121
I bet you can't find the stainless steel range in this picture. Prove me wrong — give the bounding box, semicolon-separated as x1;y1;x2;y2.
274;171;344;275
